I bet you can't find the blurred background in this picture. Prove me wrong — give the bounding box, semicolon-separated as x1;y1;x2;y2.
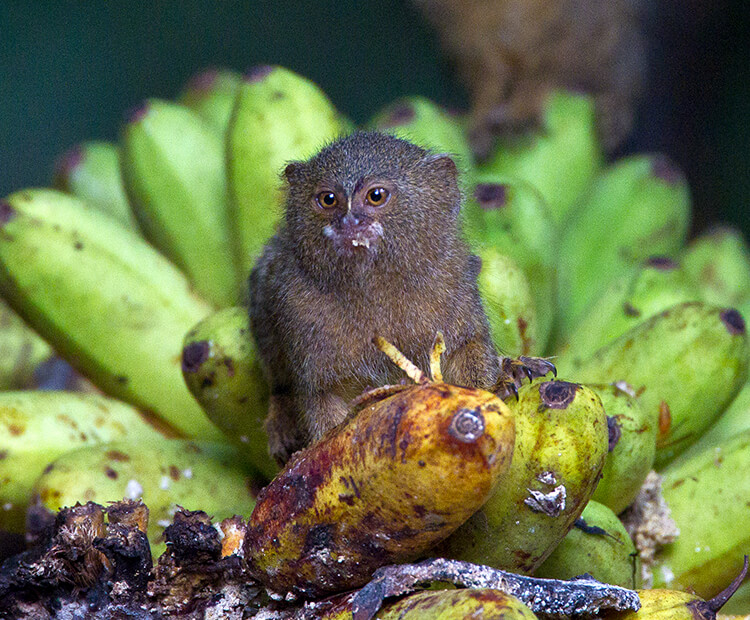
1;0;748;237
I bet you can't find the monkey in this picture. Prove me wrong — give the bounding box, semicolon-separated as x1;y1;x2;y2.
248;131;502;464
412;0;646;158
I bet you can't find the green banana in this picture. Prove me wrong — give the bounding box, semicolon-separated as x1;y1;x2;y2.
557;257;700;368
534;499;639;588
370;96;474;178
567;302;748;468
181;306;277;479
32;438;257;557
476;248;539;355
556;154;691;334
0;189;221;440
226;65;349;285
177;68;242;136
437;380;608;573
671;380;750;466
588;382;657;514
682;226;750;311
52;141;137;228
653;431;750;599
0;391;165;532
0;297;53;390
121;99;238;307
463;177;556;351
479;91;603;226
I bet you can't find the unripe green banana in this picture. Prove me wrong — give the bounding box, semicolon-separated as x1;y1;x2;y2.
476;248;539;355
0;391;165;532
181;306;277;479
226;65;349;285
682;226;750;312
0;297;53;390
672;380;750;465
557;155;691;334
177;68;242;136
479;91;603;226
464;178;556;351
52;141;137;228
588;382;657;514
534;499;639;588
557;257;700;368
0;189;221;440
121;99;238;307
370;96;474;178
653;431;750;598
566;302;748;468
437;380;608;573
32;438;257;557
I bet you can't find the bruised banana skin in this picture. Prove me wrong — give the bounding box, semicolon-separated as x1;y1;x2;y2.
0;391;165;532
0;189;221;440
122;99;238;307
32;437;257;558
437;380;608;574
244;382;515;599
321;588;538;620
568;302;749;468
227;65;349;283
181;306;278;480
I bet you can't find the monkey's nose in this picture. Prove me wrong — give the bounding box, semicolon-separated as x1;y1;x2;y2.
340;213;361;228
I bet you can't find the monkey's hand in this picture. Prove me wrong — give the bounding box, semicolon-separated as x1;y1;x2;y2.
493;356;557;400
265;394;307;466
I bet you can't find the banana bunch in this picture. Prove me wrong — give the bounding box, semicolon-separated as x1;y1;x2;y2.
1;63;749;613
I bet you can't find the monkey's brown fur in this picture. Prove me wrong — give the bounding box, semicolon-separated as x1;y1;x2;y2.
413;0;646;156
249;132;499;464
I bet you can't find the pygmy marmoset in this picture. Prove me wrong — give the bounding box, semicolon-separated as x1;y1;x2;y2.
249;131;500;464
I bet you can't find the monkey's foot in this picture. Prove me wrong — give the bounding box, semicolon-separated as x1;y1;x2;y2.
265;395;307;466
493;355;557;400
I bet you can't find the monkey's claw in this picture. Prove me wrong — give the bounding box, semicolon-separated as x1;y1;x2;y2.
494;355;557;400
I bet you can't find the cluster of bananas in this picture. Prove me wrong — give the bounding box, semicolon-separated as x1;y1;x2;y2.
0;65;749;616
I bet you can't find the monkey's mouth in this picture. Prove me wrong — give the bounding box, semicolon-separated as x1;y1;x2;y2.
323;220;383;257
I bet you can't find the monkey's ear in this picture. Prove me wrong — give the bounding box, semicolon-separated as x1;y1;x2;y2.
283;161;306;185
423;153;458;178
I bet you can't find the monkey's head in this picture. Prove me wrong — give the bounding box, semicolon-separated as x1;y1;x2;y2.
282;132;462;278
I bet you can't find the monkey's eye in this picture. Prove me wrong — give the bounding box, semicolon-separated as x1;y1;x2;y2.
365;187;389;206
316;192;338;209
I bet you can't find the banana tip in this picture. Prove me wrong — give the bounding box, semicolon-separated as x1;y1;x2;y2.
474;183;507;210
125;102;150;125
720;308;746;335
245;65;274;83
53;145;84;180
651;155;684;186
381;102;415;128
0;200;16;225
184;69;220;93
182;340;211;373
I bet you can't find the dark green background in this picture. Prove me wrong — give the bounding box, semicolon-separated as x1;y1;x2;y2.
1;1;748;237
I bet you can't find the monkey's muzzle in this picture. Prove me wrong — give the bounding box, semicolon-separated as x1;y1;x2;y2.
323;214;383;257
